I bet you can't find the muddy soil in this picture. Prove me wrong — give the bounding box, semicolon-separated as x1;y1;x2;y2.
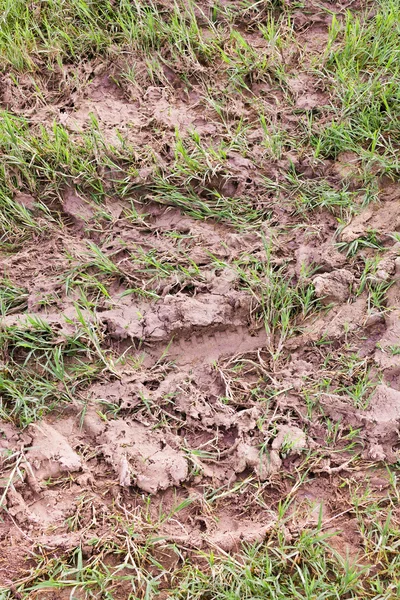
0;0;398;595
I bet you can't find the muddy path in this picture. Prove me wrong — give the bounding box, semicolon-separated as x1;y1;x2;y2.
1;0;400;596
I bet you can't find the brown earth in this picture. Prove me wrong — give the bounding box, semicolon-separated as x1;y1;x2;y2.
1;0;399;595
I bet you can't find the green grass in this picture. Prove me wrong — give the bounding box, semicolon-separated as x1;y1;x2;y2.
230;245;322;358
312;0;400;176
263;169;377;218
142;128;270;227
0;110;268;237
19;530;363;598
336;231;384;257
174;535;365;599
308;349;379;411
0;0;220;73
0;113;116;198
0;311;107;426
0;278;28;316
64;240;207;300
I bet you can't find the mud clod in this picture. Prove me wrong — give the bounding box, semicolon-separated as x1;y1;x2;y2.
272;425;307;456
313;269;354;305
101;420;189;494
235;443;282;480
28;422;82;480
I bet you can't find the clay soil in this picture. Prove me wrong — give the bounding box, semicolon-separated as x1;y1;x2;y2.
1;0;400;598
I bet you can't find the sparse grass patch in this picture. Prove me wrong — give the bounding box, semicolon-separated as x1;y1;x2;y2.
147;177;265;227
143;129;270;227
0;313;106;426
171;531;367;599
0;515;376;599
64;239;208;300
0;113;118;202
0;277;28;316
259;113;298;160
213;241;323;359
0;0;221;73
263;164;379;218
312;0;400;175
0;189;43;244
310;350;379;411
0;110;270;232
337;231;384;257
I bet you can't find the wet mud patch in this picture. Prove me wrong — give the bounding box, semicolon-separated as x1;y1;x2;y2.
1;0;400;596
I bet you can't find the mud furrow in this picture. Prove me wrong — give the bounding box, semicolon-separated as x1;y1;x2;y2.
2;309;268;366
144;325;268;365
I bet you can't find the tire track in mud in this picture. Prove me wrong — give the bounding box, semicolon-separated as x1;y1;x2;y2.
2;309;268;367
143;325;268;366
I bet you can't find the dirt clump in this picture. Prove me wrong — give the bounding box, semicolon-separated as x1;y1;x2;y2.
340;185;400;243
294;241;346;276
313;269;354;305
62;186;95;229
366;384;400;427
272;425;307;455
101;419;189;493
235;442;282;480
13;191;36;211
287;73;329;110
320;385;400;462
28;421;82;480
103;291;252;342
204;513;276;552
